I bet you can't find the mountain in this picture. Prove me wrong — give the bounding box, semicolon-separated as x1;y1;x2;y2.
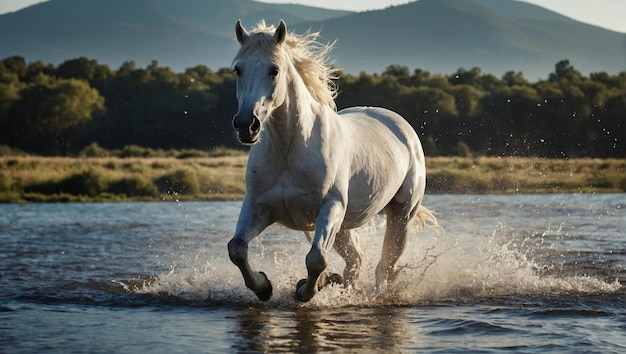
291;0;625;78
0;0;351;72
0;0;623;78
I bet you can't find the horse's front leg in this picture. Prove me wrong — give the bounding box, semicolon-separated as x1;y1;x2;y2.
295;198;346;302
228;197;274;301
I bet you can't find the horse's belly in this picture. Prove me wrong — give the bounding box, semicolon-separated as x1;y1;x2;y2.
342;161;410;228
257;169;404;231
343;189;394;229
279;197;383;231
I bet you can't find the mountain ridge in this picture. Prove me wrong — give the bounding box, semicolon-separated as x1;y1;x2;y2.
292;0;624;78
0;0;623;78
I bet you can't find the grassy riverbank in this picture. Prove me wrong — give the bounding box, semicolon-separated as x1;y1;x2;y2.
0;155;624;203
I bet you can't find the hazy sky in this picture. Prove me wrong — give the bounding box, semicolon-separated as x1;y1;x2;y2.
1;0;624;33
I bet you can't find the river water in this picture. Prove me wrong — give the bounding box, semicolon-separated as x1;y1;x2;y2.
1;194;624;352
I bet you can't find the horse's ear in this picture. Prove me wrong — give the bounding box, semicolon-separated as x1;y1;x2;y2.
274;20;287;45
235;20;249;44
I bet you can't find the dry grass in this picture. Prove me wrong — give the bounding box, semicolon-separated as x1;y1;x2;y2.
426;156;626;194
0;155;623;203
0;156;248;202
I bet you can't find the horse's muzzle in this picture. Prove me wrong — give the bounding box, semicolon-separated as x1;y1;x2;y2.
233;114;261;145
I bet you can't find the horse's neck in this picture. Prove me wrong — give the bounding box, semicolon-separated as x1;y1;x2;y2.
265;78;324;157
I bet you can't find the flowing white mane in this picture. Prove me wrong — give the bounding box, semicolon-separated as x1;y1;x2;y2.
233;21;339;110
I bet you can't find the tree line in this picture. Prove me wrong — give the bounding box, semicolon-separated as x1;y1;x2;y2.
0;56;624;157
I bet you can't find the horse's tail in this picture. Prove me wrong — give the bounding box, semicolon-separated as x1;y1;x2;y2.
415;205;444;237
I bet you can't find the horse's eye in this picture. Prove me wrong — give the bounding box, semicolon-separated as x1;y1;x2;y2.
269;66;279;78
233;66;241;76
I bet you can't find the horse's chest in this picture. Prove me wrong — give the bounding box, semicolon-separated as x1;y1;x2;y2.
255;170;325;230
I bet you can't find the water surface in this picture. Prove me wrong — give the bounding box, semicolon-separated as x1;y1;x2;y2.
1;194;624;352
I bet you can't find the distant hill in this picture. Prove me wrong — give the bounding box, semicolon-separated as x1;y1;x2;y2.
0;0;624;78
0;0;351;72
292;0;625;78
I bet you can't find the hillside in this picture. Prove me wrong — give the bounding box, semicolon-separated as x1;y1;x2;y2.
0;0;623;78
0;0;351;72
293;0;625;78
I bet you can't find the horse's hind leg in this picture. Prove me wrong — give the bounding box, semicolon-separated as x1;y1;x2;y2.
334;229;363;289
376;201;418;288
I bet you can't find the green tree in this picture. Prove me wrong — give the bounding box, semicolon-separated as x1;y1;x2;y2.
1;55;623;158
57;57;113;90
549;59;581;83
17;77;104;155
1;56;27;79
480;85;540;156
502;71;528;86
449;67;482;86
411;86;459;155
0;62;24;146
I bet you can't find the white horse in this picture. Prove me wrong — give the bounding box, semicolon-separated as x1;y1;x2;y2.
227;20;440;302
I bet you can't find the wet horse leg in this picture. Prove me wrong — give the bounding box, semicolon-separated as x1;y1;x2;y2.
227;197;274;301
295;198;346;302
375;201;418;288
301;231;349;289
334;229;363;289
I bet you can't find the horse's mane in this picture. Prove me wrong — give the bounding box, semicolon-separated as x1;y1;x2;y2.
233;21;339;110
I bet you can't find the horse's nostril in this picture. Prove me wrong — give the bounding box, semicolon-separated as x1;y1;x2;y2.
250;117;261;134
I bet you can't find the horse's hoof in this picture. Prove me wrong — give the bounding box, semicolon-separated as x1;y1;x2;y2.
255;272;273;301
325;272;344;286
294;278;310;302
317;272;343;290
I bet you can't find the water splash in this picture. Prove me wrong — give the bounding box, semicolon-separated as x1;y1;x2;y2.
125;216;622;308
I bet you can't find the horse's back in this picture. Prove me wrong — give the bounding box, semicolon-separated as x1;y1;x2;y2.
336;106;426;226
338;106;423;160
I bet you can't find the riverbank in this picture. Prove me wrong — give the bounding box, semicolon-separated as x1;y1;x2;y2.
0;155;623;203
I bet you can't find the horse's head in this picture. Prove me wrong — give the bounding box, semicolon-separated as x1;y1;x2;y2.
231;20;288;145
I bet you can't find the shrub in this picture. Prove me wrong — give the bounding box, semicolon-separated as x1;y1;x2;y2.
0;173;12;192
118;145;151;158
427;168;490;194
176;149;210;159
619;176;626;192
196;168;246;195
206;147;246;158
60;168;108;196
427;169;457;193
108;175;157;197
117;145;167;158
79;142;110;158
26;168;107;197
457;141;473;158
0;145;27;157
154;167;200;195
